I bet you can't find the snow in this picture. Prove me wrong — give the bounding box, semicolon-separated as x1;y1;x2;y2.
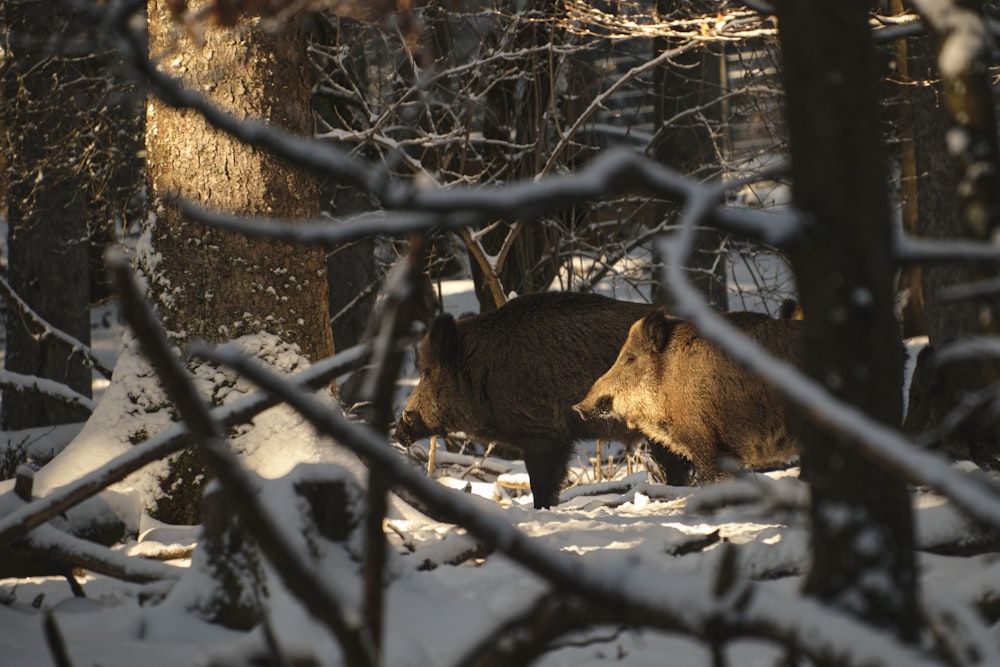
1;275;996;667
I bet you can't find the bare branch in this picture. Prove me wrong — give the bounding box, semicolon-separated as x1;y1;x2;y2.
458;226;506;308
43;610;74;667
352;235;430;658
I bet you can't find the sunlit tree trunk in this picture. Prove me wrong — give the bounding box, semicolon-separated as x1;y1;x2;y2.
143;0;333;522
774;0;920;641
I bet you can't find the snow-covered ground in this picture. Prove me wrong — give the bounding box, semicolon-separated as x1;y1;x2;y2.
1;262;988;667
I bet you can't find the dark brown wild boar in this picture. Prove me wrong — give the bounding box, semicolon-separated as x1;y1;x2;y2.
574;310;803;483
394;291;684;509
903;344;1000;469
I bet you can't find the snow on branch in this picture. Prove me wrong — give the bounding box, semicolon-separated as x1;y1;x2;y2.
94;0;803;251
0;369;96;416
177;149;801;250
0;274;114;380
191;344;941;667
896;234;1000;265
17;523;181;584
107;249;376;667
0;341;367;552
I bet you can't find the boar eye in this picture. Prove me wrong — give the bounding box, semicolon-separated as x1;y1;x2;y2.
623;354;636;365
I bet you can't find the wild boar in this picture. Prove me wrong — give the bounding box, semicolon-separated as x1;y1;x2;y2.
574;310;803;483
903;344;1000;469
394;291;686;508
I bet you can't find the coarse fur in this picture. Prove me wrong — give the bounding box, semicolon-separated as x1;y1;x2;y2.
574;310;803;483
394;291;676;508
903;344;1000;469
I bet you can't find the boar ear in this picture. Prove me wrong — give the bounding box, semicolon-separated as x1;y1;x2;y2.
428;314;461;365
640;310;673;353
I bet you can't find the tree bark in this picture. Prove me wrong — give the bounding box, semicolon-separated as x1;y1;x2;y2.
905;0;1000;465
774;0;920;642
144;0;332;363
886;0;926;338
143;0;333;522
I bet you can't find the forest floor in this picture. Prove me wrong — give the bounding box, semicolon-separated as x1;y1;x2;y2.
0;273;995;667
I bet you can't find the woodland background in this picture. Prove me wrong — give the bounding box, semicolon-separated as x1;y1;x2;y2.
3;1;1000;665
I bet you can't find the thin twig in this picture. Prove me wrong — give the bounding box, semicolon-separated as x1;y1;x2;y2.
354;234;430;657
43;610;74;667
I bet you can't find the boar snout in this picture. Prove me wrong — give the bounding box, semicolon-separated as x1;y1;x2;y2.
574;394;613;420
394;409;427;445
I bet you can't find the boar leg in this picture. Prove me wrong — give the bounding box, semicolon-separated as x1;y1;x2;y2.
523;441;574;509
648;442;692;486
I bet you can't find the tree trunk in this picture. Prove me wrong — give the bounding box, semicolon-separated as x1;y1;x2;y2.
143;0;333;522
774;0;920;642
906;1;1000;466
650;0;727;310
474;0;561;310
144;1;332;363
310;15;382;354
0;4;97;429
886;0;925;338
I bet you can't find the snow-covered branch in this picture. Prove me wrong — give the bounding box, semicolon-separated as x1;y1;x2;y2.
896;235;1000;264
0;370;96;416
0;339;366;552
0;275;114;380
18;523;180;583
657;176;1000;532
177;150;801;248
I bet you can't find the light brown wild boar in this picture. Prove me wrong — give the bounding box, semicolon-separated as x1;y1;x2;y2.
574;309;803;483
394;291;690;509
